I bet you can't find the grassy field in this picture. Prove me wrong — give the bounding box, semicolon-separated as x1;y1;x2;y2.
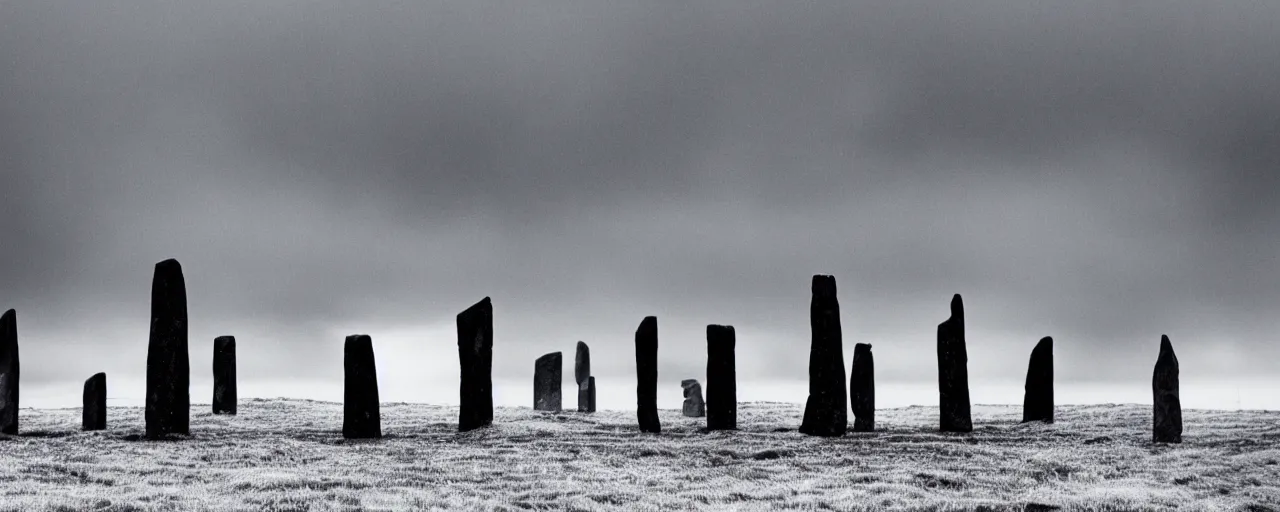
1;399;1278;511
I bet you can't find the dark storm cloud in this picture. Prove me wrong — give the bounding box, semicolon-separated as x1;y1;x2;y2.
1;1;1277;394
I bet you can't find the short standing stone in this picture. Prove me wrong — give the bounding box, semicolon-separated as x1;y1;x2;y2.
849;343;875;432
83;372;107;431
706;325;737;430
800;275;847;437
212;336;237;415
681;379;705;417
0;309;18;435
343;334;381;439
584;377;596;413
457;297;494;432
636;316;661;433
1022;337;1054;423
534;352;563;412
145;259;190;439
937;294;972;433
1153;335;1182;443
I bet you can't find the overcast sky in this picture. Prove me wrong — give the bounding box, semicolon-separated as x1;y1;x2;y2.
3;1;1277;411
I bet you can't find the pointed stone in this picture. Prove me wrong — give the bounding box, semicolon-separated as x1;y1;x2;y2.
1022;337;1054;423
534;352;562;412
849;343;875;432
212;336;237;415
343;334;380;439
145;259;190;439
800;275;847;437
706;325;737;430
681;379;705;417
457;297;493;432
1153;335;1182;443
83;373;107;431
575;341;590;386
937;294;972;432
635;316;660;433
0;309;17;435
578;377;596;413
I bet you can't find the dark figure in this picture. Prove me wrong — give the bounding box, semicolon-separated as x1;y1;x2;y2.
937;294;972;432
849;343;875;432
1022;337;1054;423
83;373;107;431
799;275;847;437
681;379;705;417
0;309;17;435
706;325;737;430
213;336;237;415
457;297;494;432
1153;335;1182;443
145;259;190;439
635;316;661;433
534;352;563;412
343;334;381;439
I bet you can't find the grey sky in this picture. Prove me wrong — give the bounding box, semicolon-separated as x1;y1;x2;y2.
2;1;1277;409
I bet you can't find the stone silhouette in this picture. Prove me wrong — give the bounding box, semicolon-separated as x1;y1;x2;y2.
0;309;18;435
849;343;875;432
1022;337;1054;423
534;352;563;412
681;379;705;417
213;336;237;415
83;372;107;431
1153;335;1182;443
576;341;594;412
706;325;737;430
635;316;660;433
799;275;847;437
937;293;972;433
145;259;190;439
580;377;596;413
343;334;381;439
457;297;493;432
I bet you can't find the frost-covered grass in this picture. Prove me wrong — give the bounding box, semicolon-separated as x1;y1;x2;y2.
1;400;1278;511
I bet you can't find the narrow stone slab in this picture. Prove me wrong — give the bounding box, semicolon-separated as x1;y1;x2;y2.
83;372;107;431
457;297;493;432
213;336;237;415
681;379;705;417
937;294;972;433
706;325;737;430
145;259;190;439
534;352;563;412
1153;335;1182;443
849;343;875;432
575;341;590;387
0;309;18;435
799;275;847;437
635;316;661;433
579;377;597;413
343;334;381;439
1022;336;1054;423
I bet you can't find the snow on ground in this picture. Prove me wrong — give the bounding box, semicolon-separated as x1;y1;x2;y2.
1;400;1278;511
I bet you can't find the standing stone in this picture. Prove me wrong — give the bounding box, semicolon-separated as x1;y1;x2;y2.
583;377;596;413
1022;336;1054;423
343;334;381;439
0;309;18;435
83;373;107;431
849;343;875;432
212;336;237;415
457;297;493;432
799;275;847;437
681;379;705;417
706;325;737;430
576;341;594;412
1153;335;1182;443
937;293;972;433
534;352;562;412
145;259;190;439
635;316;661;433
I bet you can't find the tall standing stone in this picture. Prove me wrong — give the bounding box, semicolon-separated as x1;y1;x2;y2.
681;379;705;417
1153;335;1182;443
937;293;972;433
457;297;493;432
534;352;562;412
0;309;18;435
343;334;380;439
706;324;737;430
83;373;107;431
1022;336;1054;423
145;259;190;439
849;343;875;432
635;316;660;433
799;275;847;437
212;336;237;415
576;341;594;412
